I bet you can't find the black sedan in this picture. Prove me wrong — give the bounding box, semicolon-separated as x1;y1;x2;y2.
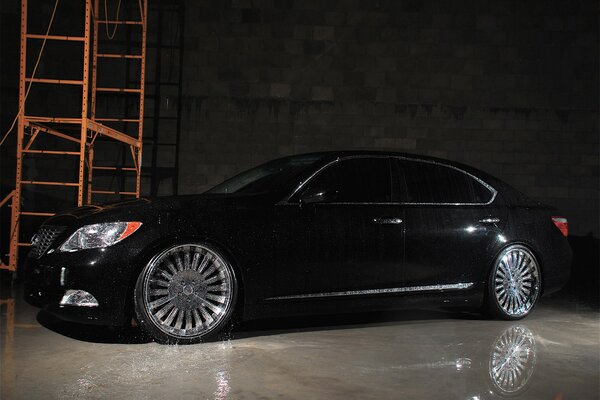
24;151;572;344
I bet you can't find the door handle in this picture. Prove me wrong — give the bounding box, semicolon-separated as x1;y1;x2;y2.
478;217;500;224
373;217;403;225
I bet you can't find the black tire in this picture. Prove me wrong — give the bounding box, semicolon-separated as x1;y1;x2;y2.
487;244;541;321
134;243;238;344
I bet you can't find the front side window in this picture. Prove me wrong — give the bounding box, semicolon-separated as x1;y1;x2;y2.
208;154;325;194
300;157;392;203
396;160;493;204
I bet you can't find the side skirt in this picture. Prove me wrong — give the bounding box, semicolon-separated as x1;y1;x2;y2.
265;282;475;301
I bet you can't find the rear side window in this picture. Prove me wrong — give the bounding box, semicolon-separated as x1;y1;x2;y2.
395;159;493;204
302;157;392;203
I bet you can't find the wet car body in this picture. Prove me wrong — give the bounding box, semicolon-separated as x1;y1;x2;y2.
24;151;571;341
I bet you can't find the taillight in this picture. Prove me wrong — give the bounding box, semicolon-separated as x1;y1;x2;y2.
551;216;568;237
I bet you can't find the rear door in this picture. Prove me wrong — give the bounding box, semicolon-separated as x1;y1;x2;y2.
394;158;506;289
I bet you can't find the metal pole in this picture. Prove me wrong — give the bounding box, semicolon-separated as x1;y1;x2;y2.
9;0;29;272
150;3;162;196
78;0;92;206
90;0;99;120
136;0;147;198
87;0;100;205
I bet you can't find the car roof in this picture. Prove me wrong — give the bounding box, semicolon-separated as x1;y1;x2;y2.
301;150;481;173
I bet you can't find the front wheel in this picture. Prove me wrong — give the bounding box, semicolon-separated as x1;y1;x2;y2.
487;244;541;320
134;243;237;344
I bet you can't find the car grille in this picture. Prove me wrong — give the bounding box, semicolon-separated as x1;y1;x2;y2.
28;226;66;259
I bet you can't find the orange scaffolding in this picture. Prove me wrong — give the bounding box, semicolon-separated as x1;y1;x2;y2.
0;0;148;271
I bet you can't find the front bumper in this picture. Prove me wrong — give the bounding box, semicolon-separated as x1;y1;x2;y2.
23;243;146;326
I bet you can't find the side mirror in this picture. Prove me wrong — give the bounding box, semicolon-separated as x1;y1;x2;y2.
299;187;336;204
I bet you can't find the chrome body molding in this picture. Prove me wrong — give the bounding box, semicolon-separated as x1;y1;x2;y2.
265;282;475;301
373;217;403;224
479;217;500;224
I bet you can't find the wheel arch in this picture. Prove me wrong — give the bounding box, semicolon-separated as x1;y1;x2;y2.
123;234;246;325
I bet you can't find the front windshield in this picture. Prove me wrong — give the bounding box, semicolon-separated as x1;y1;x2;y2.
207;154;325;194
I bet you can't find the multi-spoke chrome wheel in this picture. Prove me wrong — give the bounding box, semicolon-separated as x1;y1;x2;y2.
489;325;537;394
490;245;541;319
135;243;236;343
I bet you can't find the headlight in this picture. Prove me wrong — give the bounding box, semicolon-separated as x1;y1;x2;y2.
59;221;142;252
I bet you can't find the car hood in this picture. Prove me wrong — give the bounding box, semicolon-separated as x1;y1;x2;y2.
42;193;270;228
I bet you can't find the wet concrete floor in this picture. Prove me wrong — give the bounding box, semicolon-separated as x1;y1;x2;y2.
1;288;598;399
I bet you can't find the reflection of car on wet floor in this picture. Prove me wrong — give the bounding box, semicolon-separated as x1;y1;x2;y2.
489;325;537;395
23;151;571;344
354;324;538;398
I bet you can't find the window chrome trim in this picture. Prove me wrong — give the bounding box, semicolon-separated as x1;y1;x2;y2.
394;157;497;206
278;155;497;206
265;282;474;301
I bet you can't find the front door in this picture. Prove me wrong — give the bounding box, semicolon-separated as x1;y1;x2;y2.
272;157;404;300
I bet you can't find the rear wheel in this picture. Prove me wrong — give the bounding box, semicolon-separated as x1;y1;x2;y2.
487;245;541;320
134;243;237;344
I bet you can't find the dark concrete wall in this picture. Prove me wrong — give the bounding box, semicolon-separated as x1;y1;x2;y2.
1;0;598;239
178;0;598;236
